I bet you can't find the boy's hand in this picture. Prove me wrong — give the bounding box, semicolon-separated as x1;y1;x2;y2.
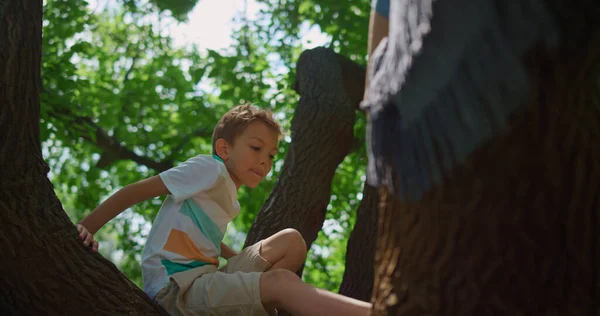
220;242;238;260
76;224;99;252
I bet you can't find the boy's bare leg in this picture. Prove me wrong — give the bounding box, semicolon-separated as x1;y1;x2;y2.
260;269;372;316
260;228;307;272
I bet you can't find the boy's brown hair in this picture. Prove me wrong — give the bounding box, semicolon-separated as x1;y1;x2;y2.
212;103;283;155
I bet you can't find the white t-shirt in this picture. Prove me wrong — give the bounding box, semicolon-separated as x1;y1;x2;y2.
141;154;240;298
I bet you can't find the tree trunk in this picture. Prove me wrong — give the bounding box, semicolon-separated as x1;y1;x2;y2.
243;48;371;315
338;183;379;301
370;11;599;316
0;2;166;314
244;48;360;252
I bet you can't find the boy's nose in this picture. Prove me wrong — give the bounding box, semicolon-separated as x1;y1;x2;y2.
260;158;269;169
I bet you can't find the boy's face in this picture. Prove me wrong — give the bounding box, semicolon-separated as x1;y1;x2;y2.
221;121;279;189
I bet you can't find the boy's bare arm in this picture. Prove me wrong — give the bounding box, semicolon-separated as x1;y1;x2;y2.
78;175;170;239
220;242;238;259
364;10;389;99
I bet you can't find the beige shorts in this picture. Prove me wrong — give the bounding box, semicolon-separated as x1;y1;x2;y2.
155;241;274;316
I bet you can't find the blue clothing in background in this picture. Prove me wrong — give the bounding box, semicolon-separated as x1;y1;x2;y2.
372;0;390;18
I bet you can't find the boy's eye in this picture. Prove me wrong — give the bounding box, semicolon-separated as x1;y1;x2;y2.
251;146;260;151
269;155;275;160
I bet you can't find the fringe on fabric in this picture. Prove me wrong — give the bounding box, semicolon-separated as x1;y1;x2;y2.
362;0;559;201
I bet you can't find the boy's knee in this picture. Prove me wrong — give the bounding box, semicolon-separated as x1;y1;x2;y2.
260;269;301;307
280;228;307;255
263;269;300;286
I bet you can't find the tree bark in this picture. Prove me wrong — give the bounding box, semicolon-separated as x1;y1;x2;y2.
0;2;166;314
338;183;379;301
244;47;359;254
336;55;379;301
370;14;600;316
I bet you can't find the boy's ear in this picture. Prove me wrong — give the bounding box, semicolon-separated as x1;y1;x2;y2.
215;138;229;160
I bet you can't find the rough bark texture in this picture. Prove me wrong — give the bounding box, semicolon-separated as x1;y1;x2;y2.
338;184;379;301
0;2;166;315
244;47;358;253
371;9;600;316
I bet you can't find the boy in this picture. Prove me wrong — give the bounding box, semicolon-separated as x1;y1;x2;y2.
77;103;372;316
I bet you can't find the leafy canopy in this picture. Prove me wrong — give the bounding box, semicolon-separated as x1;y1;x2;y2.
42;0;370;291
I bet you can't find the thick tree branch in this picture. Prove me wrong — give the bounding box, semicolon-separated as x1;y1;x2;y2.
334;55;375;301
336;55;366;109
245;47;362;260
0;1;167;314
339;183;379;301
243;48;367;315
370;3;599;315
47;106;174;172
43;83;213;172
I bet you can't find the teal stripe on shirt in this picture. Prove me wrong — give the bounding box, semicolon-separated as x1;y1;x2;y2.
179;199;224;254
161;259;211;275
212;154;224;163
